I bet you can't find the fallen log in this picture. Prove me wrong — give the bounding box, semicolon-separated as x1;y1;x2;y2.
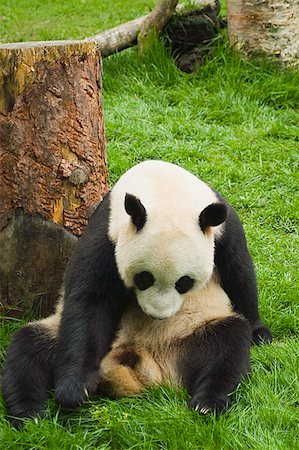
138;0;179;53
0;40;108;317
91;0;218;56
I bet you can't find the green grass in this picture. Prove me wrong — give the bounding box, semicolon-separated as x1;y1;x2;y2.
1;1;299;449
0;0;157;43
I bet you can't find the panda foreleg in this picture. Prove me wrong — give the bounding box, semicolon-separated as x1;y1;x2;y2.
54;195;129;409
178;315;251;414
214;201;272;345
54;297;113;409
1;322;57;428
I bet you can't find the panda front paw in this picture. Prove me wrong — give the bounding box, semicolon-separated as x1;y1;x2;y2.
55;372;99;409
189;394;232;415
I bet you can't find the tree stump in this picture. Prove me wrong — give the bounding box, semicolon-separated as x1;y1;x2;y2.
0;41;108;317
227;0;299;66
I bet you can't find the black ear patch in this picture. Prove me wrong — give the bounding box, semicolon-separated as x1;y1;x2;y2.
124;193;147;231
199;202;228;232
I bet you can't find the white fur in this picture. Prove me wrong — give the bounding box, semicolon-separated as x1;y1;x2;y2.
30;293;64;337
109;160;224;319
114;277;235;349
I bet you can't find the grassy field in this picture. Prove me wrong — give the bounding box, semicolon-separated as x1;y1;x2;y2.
1;1;299;449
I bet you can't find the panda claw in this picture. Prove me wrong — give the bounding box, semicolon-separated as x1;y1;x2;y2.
84;387;89;398
192;404;210;414
190;394;232;415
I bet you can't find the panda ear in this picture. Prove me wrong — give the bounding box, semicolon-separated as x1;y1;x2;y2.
125;193;147;231
199;202;228;232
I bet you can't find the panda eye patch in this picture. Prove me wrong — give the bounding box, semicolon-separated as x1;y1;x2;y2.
134;271;155;291
175;276;194;294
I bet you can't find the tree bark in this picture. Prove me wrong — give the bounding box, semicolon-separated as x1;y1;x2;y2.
227;0;299;66
0;40;108;317
91;0;217;56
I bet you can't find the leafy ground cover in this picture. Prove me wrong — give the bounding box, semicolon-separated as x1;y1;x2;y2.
0;1;298;449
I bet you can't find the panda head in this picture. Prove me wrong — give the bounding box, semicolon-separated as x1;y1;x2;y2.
114;192;228;320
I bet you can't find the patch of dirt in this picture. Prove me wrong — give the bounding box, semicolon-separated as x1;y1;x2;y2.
165;5;226;72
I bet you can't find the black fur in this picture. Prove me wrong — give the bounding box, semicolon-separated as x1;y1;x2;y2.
134;271;155;291
199;202;228;232
124;193;147;231
178;316;251;413
54;193;132;409
1;325;56;428
214;192;272;344
175;276;194;294
117;350;140;368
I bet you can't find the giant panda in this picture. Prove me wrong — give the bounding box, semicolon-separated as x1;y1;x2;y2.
2;160;272;427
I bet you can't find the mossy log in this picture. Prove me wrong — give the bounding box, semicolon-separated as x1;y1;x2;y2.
0;41;108;317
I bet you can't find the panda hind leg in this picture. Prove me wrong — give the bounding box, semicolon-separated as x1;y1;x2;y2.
1;322;57;428
178;315;251;414
98;347;162;398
